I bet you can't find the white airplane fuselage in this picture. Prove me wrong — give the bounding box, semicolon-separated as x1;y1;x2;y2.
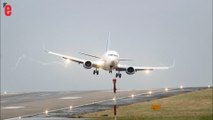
101;51;119;71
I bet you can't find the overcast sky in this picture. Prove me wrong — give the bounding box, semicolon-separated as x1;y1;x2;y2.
1;0;212;92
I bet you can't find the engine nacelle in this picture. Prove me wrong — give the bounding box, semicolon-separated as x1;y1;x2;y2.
83;61;92;69
126;67;135;75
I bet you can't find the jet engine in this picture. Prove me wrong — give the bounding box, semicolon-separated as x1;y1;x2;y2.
83;61;92;69
126;67;135;75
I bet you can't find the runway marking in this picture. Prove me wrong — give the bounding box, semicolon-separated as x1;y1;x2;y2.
2;106;25;110
39;94;49;97
0;100;8;103
59;97;81;100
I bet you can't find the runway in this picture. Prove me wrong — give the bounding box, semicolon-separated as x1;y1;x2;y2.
1;87;206;120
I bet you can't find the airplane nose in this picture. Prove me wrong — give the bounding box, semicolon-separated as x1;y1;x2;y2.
111;61;115;66
110;60;118;67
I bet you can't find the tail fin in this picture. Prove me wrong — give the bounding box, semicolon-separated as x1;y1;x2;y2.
106;32;111;52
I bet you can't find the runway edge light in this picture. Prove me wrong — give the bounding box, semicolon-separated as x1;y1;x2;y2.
69;106;73;110
131;94;135;98
44;110;48;115
165;88;168;92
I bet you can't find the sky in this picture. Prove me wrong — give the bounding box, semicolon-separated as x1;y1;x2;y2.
1;0;212;92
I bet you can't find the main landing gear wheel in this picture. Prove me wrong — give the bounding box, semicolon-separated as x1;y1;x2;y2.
115;73;122;78
93;70;99;75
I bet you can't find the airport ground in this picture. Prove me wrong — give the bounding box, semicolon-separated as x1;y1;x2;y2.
1;87;212;120
83;88;213;120
1;89;156;119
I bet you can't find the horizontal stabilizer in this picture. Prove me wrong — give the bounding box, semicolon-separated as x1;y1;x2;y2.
119;58;132;61
79;52;101;59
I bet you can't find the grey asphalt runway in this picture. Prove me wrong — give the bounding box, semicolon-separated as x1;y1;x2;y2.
1;87;206;120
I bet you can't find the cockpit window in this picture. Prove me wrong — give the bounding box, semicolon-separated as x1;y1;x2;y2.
108;54;118;57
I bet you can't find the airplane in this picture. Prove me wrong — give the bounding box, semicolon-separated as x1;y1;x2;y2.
45;32;174;78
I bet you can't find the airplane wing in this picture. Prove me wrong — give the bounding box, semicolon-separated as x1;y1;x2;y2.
116;62;175;72
45;49;104;69
45;50;84;64
134;66;172;71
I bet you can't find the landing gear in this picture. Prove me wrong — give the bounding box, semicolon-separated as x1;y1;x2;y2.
93;69;99;75
109;66;113;74
115;73;122;78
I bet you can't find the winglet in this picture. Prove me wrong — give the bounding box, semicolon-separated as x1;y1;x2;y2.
169;60;175;68
42;44;50;53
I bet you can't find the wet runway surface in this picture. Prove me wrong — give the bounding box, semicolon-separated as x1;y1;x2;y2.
1;87;206;120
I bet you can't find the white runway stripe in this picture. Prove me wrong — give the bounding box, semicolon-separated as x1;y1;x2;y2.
59;97;81;100
2;106;25;110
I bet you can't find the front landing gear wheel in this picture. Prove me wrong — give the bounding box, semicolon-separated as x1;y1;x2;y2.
119;74;121;78
93;69;99;75
115;73;122;78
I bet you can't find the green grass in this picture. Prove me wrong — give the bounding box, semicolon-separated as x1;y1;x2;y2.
82;88;213;120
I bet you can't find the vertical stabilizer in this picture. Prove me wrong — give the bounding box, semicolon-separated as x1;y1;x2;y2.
106;32;111;52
